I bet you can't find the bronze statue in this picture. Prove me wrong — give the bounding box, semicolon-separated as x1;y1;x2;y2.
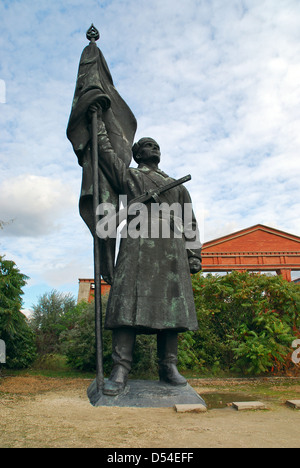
88;103;202;396
68;26;201;398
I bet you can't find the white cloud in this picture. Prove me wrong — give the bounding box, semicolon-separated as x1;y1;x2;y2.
0;175;77;236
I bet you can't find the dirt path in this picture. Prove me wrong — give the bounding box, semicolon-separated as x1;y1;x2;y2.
0;376;300;448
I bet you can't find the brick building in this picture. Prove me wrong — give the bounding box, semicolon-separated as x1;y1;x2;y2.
77;278;111;303
201;224;300;281
78;224;300;302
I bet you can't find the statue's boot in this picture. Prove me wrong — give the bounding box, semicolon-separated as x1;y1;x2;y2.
157;331;187;386
103;328;136;396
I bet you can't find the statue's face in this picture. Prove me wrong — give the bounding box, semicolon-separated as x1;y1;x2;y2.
138;139;161;164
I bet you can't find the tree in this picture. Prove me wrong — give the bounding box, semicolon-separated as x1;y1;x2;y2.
0;255;36;368
30;289;76;354
60;296;112;373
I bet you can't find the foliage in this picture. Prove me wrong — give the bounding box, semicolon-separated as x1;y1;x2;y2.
13;268;300;377
29;289;76;354
131;334;157;378
31;353;70;372
178;331;204;371
192;271;300;375
131;331;201;377
60;294;199;377
0;255;36;368
60;296;111;373
60;296;159;376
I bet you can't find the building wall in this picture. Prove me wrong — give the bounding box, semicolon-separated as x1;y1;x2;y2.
201;225;300;281
77;278;111;303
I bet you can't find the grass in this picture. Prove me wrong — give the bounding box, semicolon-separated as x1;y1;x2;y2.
191;375;300;408
1;354;300;412
1;354;95;379
1;370;300;411
2;368;95;379
2;353;300;399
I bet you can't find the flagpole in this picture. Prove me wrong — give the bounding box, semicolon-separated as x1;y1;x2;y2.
88;24;104;393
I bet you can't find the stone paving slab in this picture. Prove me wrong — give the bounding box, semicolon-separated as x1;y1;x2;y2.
285;400;300;409
87;379;207;408
232;401;267;411
174;403;207;413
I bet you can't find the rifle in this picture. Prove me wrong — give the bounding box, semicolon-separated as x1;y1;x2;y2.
96;174;191;239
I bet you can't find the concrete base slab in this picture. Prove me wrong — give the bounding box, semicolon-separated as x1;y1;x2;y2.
87;379;206;408
232;401;267;411
286;400;300;409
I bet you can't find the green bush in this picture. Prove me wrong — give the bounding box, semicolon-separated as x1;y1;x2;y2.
36;271;300;377
131;334;158;378
192;271;300;375
60;296;113;374
60;295;200;378
31;353;69;371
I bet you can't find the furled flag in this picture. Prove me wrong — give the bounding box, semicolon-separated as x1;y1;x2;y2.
67;25;137;284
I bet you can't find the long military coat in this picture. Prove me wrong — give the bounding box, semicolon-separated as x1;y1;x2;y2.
98;131;201;333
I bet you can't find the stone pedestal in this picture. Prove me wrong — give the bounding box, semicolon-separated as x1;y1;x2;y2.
87;379;206;408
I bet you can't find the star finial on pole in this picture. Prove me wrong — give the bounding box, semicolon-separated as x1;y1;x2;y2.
86;24;100;42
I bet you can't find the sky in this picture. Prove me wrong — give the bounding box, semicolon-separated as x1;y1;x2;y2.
1;0;300;314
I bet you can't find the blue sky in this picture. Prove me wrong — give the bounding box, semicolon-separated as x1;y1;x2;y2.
1;0;300;314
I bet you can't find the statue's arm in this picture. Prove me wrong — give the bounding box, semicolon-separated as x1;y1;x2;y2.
88;103;137;196
97;121;129;193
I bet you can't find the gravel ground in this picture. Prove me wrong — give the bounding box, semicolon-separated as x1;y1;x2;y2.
0;375;299;448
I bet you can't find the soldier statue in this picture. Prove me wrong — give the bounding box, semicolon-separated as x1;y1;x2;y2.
88;103;202;396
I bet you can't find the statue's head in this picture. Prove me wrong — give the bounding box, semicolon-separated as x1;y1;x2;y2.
132;137;161;165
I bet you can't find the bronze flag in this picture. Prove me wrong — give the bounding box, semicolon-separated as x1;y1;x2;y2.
67;25;137;284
